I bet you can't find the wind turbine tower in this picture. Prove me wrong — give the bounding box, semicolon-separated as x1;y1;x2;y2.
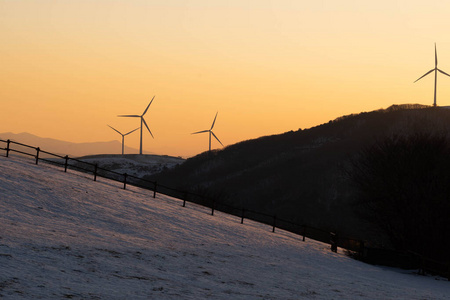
118;96;155;155
414;43;450;107
192;112;224;152
107;125;139;155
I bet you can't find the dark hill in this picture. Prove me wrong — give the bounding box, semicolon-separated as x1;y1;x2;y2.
148;104;450;240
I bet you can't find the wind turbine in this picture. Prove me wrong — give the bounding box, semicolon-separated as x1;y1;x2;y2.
107;125;139;155
192;112;224;152
118;96;155;155
414;43;450;107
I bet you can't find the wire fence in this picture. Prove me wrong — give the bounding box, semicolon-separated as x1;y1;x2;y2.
0;138;448;280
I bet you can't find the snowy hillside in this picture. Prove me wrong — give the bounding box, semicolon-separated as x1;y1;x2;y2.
0;156;449;299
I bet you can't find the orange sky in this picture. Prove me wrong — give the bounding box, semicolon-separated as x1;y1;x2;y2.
2;1;450;157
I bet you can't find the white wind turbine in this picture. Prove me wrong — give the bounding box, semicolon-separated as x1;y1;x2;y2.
118;96;155;155
414;43;450;107
192;112;224;152
107;125;139;155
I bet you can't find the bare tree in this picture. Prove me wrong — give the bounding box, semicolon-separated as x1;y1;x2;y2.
350;133;450;261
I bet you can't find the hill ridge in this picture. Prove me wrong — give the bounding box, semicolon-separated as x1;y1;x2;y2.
149;104;450;241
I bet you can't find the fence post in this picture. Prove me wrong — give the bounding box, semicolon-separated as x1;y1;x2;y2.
241;209;245;224
330;232;338;253
272;215;276;233
123;173;128;190
446;262;450;281
418;256;425;275
182;192;187;207
211;199;215;216
64;155;69;172
6;139;10;157
153;181;157;198
359;240;365;257
35;147;40;165
93;164;98;181
302;225;306;242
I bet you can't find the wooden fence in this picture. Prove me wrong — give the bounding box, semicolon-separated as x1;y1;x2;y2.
0;138;448;280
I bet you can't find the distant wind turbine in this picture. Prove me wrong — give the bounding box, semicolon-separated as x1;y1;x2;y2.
414;43;450;107
192;112;224;152
118;96;155;155
107;125;139;155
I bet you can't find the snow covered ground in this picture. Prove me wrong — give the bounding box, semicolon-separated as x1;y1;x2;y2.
0;155;449;299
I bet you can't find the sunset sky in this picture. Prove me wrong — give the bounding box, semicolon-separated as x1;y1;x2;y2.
2;1;450;157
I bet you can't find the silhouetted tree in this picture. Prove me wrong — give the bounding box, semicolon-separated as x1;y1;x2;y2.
350;133;450;261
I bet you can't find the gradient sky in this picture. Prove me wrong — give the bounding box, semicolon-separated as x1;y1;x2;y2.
2;1;450;157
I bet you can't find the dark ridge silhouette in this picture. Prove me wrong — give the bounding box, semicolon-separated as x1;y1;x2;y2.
148;104;450;244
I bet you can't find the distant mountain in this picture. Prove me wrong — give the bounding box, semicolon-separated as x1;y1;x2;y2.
0;132;148;158
149;104;450;241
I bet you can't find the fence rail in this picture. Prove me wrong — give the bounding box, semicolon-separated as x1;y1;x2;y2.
1;138;448;280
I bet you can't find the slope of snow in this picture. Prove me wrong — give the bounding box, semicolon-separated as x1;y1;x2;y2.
0;156;449;299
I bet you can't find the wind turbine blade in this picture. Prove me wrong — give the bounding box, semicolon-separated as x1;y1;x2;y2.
107;125;123;135
191;130;209;135
211;131;224;147
142;96;155;116
210;112;218;130
124;127;140;136
117;115;141;117
438;68;450;78
414;69;434;83
142;118;154;138
435;43;438;67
